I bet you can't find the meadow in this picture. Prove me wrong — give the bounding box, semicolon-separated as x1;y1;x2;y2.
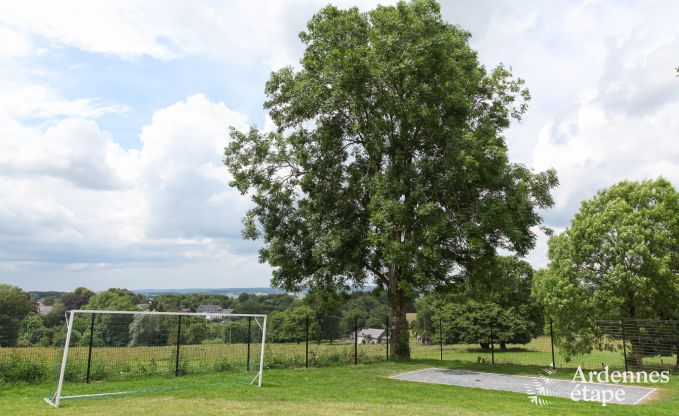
2;336;676;385
1;360;678;416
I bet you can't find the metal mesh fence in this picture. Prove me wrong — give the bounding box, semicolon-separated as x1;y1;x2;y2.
411;318;679;371
3;315;678;387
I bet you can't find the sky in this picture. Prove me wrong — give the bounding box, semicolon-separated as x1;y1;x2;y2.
1;0;678;291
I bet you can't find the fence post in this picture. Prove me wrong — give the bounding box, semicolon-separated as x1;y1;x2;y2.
86;313;95;383
305;315;309;368
247;317;252;372
490;321;495;366
354;316;358;365
439;316;443;361
621;318;628;372
386;316;389;361
175;315;182;377
549;317;556;369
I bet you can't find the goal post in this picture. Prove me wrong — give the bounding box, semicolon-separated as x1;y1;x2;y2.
45;310;267;408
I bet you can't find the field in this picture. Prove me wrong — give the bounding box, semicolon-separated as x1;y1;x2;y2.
1;360;678;415
3;335;676;386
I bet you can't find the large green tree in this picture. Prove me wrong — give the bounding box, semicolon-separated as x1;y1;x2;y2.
0;284;35;346
416;256;543;349
534;178;679;359
225;0;556;358
85;288;137;346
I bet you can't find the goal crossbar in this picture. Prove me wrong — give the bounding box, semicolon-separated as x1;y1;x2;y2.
46;310;268;408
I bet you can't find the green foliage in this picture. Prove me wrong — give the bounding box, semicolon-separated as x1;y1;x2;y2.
416;257;543;348
0;285;35;347
128;314;173;346
43;302;67;327
59;287;95;311
436;301;540;347
224;0;556;358
86;289;138;346
0;353;50;383
534;178;679;357
17;313;49;347
149;292;297;314
281;305;320;342
185;321;209;345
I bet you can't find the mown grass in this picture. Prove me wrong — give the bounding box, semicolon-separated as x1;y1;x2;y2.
1;359;678;415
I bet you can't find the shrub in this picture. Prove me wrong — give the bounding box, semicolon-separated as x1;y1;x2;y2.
0;353;50;383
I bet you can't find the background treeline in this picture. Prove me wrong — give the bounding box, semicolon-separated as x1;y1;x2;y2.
1;256;545;350
0;285;402;348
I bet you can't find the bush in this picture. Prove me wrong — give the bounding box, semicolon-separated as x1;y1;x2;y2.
0;353;50;383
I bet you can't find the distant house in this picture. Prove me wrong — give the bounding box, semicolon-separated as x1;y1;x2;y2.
196;305;233;315
37;301;53;316
357;328;386;344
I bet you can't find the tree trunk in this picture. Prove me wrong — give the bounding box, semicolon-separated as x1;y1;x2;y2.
480;342;490;350
499;342;507;350
630;341;644;367
388;285;410;359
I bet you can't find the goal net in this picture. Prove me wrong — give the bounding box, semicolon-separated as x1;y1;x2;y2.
45;310;267;408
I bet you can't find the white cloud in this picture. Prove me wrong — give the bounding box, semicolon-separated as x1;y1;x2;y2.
532;27;679;231
0;117;125;189
1;0;679;289
133;94;251;239
0;92;268;290
0;84;128;119
0;25;33;58
0;0;388;66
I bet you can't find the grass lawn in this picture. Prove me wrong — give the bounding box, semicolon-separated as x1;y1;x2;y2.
2;360;678;415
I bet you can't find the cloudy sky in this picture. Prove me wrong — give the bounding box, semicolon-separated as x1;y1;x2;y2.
1;0;677;291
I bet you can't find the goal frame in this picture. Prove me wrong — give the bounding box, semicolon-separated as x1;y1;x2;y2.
45;309;268;408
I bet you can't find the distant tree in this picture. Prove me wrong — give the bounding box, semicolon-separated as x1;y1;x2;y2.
85;289;137;346
150;295;182;312
60;287;95;311
185;321;209;345
417;257;543;349
128;314;172;346
17;313;50;346
224;0;557;359
279;305;320;342
302;290;343;342
44;302;67;327
438;301;539;349
412;298;435;344
0;284;35;346
534;178;679;362
41;296;56;306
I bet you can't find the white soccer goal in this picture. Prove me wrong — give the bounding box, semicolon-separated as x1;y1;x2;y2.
45;310;267;408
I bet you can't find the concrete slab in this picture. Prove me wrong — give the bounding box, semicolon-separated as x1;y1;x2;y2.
391;368;657;405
